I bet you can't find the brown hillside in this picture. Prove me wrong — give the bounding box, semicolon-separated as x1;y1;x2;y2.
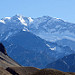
68;72;75;75
32;68;73;75
0;67;12;75
6;67;40;75
0;52;20;68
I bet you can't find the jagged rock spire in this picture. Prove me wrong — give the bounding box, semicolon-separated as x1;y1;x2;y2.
0;43;7;55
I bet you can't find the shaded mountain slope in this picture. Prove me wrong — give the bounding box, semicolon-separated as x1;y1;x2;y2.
0;43;74;75
46;54;75;72
56;39;75;50
2;31;54;68
2;31;74;68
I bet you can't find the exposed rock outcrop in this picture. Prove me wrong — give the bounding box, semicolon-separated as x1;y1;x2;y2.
0;43;7;55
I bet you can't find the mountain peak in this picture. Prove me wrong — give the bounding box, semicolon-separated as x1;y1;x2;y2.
14;14;23;17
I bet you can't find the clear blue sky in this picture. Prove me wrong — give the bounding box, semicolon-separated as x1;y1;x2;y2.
0;0;75;23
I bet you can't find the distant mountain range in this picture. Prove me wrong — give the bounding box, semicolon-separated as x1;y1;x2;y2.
0;15;75;70
0;15;75;42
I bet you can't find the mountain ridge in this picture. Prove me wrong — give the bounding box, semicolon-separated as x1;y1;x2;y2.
0;15;75;42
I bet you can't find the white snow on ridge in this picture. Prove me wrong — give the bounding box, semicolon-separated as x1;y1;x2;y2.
53;17;61;20
46;44;50;47
64;36;75;41
28;17;33;23
18;16;27;26
0;15;75;43
46;44;56;51
23;29;26;31
5;17;11;19
56;18;61;19
4;32;12;40
50;47;56;51
23;27;29;32
0;20;5;24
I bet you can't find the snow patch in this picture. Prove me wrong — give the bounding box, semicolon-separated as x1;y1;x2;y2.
53;17;61;20
63;60;67;65
18;16;27;26
56;18;61;19
5;17;11;19
28;17;33;23
46;44;50;47
50;47;56;51
0;20;5;24
4;32;12;40
23;29;26;31
64;36;75;41
62;60;69;68
46;44;56;51
23;27;29;32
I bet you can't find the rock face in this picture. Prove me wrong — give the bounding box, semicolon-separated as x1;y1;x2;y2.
0;43;7;55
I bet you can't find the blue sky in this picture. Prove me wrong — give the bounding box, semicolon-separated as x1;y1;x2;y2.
0;0;75;23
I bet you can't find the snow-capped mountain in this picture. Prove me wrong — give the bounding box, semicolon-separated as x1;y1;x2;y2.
0;15;75;50
0;15;75;42
0;15;75;68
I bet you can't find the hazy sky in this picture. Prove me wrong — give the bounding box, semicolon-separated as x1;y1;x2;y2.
0;0;75;23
